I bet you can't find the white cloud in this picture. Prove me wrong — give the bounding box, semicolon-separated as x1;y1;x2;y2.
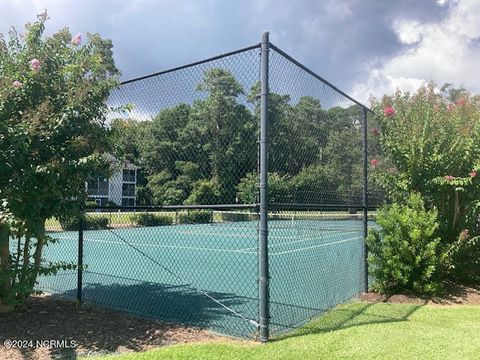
351;0;480;104
393;20;422;44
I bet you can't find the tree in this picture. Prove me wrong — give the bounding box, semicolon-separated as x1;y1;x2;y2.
0;13;119;307
109;118;147;163
370;84;480;284
192;68;256;203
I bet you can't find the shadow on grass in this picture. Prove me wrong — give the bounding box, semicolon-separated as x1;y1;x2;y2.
271;301;423;341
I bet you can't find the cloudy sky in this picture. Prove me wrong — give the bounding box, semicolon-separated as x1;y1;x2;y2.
1;0;479;104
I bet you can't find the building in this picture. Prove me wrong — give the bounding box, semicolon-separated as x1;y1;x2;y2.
86;160;138;206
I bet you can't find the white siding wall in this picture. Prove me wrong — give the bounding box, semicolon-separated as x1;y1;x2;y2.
108;169;123;205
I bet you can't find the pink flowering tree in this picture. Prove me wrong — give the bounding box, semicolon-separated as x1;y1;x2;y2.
370;84;480;284
0;13;119;308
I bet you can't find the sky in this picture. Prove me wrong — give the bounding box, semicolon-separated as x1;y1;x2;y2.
1;0;479;104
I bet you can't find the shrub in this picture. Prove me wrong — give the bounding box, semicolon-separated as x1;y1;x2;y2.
366;193;445;295
220;212;256;222
131;213;172;227
59;216;110;231
448;231;480;284
85;201;98;208
178;210;212;224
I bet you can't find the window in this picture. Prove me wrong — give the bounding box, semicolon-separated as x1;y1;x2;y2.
123;169;136;183
87;178;108;196
122;198;135;206
98;179;109;195
122;183;135;197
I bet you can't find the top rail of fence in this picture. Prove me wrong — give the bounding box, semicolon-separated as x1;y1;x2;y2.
118;41;372;115
269;43;372;112
120;43;262;85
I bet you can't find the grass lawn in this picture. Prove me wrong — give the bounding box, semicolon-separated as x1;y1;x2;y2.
85;302;480;360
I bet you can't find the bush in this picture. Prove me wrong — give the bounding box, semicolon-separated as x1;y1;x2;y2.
85;201;98;208
366;193;445;295
178;210;212;224
131;213;172;227
59;216;110;231
220;212;256;222
448;232;480;285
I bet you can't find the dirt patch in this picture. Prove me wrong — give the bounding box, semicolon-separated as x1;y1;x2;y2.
0;294;229;360
360;283;480;306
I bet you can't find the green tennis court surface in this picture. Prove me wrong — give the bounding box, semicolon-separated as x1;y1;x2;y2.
37;215;367;338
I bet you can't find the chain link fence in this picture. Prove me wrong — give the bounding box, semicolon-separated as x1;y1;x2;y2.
36;32;377;341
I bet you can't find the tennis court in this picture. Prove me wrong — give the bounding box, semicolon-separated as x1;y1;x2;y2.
36;211;366;338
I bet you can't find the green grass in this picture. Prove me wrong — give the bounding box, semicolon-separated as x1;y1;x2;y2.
84;302;480;360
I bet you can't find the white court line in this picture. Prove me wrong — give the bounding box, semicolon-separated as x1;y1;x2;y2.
175;230;253;238
51;236;256;255
270;236;362;256
268;229;360;240
240;232;362;252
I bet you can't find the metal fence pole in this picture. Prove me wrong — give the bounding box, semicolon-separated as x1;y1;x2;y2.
362;106;369;292
259;30;270;342
77;217;84;302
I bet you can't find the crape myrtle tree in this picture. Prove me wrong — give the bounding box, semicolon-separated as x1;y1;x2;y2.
0;13;119;308
369;84;480;284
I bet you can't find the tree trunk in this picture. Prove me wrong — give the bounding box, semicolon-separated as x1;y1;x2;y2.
452;190;461;237
26;219;47;299
0;222;14;312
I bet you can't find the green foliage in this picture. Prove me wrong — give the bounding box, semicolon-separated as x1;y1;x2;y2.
220;212;256;222
370;84;480;285
131;213;172;227
447;232;480;284
86;201;98;208
178;210;212;224
236;172;291;204
184;179;220;205
366;193;444;295
371;85;480;233
116;72;364;208
0;13;119;306
59;215;109;231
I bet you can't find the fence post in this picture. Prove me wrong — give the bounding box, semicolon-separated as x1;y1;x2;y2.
362;106;369;292
77;216;84;302
259;30;270;342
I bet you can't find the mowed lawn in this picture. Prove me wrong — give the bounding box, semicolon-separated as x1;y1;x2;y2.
86;302;480;360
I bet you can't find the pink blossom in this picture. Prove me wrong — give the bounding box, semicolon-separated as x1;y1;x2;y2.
370;159;379;168
456;97;466;106
371;127;381;136
445;175;454;182
469;171;477;178
460;229;470;240
12;80;23;88
71;33;82;46
384;106;395;117
30;58;41;72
